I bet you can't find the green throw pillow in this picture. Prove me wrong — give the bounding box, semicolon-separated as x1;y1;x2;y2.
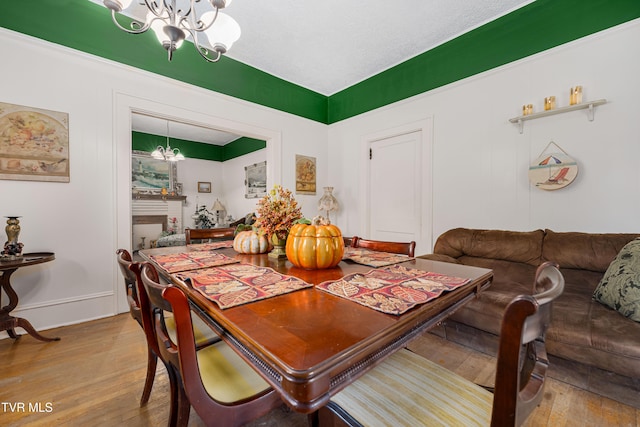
593;238;640;322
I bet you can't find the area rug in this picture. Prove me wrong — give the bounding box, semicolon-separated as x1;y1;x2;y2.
150;251;239;273
187;241;234;251
342;247;414;267
316;264;470;315
176;263;313;309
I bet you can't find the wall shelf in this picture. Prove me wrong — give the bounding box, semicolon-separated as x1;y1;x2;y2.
509;99;607;133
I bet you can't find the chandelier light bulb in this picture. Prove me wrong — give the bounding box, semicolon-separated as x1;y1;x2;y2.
203;12;241;53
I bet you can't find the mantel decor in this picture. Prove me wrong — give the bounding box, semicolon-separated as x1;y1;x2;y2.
0;102;69;183
132;150;177;194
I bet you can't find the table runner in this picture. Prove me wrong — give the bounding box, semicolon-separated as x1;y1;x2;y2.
316;264;470;315
187;241;234;251
343;247;414;267
176;263;313;309
150;251;239;273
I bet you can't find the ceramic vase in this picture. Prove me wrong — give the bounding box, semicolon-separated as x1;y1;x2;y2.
3;216;24;259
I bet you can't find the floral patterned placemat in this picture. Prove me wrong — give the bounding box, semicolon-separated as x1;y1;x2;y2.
316;264;470;315
150;251;239;273
176;263;313;309
343;247;414;267
187;241;234;251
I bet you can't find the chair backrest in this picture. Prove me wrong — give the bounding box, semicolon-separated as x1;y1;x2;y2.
116;249;142;325
162;284;282;426
185;227;235;244
137;262;176;363
491;261;564;426
351;236;416;257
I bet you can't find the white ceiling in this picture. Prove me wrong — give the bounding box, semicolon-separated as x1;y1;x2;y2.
102;0;534;141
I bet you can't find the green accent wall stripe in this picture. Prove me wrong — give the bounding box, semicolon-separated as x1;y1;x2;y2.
327;0;640;123
1;1;639;125
0;0;328;123
132;132;265;162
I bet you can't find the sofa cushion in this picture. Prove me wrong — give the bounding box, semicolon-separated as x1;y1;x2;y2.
593;239;640;322
542;230;639;273
433;228;544;266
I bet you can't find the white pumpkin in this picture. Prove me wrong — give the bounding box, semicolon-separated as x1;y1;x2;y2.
233;230;270;254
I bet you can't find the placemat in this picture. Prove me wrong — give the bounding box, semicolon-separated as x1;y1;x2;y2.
316;264;470;315
187;241;234;251
176;263;313;309
150;251;239;273
343;247;414;267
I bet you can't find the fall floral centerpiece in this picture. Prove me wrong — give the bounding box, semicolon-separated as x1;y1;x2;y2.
255;185;303;258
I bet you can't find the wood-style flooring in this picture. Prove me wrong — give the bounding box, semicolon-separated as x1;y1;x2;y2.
0;314;638;426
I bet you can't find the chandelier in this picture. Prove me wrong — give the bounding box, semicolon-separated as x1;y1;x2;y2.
151;121;185;161
103;0;241;62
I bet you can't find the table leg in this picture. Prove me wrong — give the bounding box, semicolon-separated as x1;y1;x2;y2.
0;268;60;342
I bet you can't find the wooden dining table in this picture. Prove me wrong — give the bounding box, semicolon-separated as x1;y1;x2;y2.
139;245;492;414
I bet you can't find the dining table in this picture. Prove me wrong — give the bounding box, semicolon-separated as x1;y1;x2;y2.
139;245;493;414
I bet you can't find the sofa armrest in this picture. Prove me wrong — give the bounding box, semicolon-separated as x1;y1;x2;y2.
417;253;462;264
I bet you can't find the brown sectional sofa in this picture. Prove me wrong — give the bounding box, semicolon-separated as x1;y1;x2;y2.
419;228;640;406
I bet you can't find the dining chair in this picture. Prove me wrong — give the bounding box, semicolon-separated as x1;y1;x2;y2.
351;236;416;257
141;262;283;427
185;227;235;244
316;261;564;427
116;249;156;406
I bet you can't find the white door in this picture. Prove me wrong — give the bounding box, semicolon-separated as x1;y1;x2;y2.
368;130;422;245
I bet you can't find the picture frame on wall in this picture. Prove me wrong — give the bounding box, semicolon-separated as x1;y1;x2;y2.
132;150;176;194
0;101;70;182
295;154;316;195
245;161;267;199
198;181;211;193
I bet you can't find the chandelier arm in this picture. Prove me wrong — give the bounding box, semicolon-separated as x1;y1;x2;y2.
196;7;220;32
143;0;167;19
183;27;222;62
110;9;151;34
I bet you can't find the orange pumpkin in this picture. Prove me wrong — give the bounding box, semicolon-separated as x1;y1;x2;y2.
286;220;344;269
233;230;270;254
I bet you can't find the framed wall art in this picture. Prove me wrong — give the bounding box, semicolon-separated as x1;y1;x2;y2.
295;154;316;195
198;181;211;193
245;161;267;199
131;150;176;194
528;141;578;191
0;102;70;182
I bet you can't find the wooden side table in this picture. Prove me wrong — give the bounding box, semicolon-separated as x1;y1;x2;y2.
0;252;60;342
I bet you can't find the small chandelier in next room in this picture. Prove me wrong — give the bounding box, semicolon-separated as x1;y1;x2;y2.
103;0;241;62
151;121;185;162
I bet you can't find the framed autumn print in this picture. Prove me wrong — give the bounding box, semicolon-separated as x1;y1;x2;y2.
0;102;70;182
295;154;316;195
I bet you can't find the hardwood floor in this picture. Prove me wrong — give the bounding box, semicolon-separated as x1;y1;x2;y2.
0;314;638;426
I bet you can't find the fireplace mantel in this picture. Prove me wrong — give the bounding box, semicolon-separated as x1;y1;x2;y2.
132;194;187;202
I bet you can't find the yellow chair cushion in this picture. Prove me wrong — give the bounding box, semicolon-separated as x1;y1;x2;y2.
330;348;493;427
164;311;219;347
197;341;272;403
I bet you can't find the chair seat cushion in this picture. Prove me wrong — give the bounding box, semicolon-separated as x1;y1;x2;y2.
330;349;492;427
164;311;220;347
197;341;272;403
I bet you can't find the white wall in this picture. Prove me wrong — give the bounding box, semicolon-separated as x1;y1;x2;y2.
0;28;327;333
328;19;640;255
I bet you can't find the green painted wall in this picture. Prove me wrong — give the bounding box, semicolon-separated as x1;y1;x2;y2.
1;0;639;125
327;0;640;123
132;132;265;161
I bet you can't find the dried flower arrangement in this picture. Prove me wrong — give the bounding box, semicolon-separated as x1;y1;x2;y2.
255;185;303;240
